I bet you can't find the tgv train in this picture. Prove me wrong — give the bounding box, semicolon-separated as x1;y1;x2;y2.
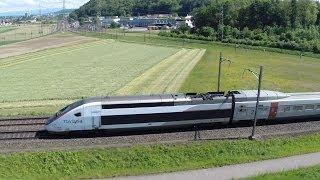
45;90;320;133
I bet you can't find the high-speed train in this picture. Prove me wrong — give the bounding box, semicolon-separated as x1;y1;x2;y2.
45;90;320;133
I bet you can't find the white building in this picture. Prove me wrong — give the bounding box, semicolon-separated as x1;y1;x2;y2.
185;15;194;28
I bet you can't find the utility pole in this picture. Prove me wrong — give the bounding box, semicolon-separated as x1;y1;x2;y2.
38;1;42;16
243;66;264;140
220;5;224;41
217;52;223;92
217;52;232;92
63;0;66;10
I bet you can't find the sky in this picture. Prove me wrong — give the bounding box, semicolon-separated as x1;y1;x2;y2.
0;0;90;13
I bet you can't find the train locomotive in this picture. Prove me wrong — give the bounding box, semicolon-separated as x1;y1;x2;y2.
45;90;320;133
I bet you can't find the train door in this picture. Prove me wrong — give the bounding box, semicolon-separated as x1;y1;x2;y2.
91;106;101;130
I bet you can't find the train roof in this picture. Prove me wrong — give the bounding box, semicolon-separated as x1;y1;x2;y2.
232;90;289;101
67;90;291;111
81;90;289;104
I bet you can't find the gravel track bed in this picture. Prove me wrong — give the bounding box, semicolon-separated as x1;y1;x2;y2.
0;119;46;126
0;125;44;132
1;120;320;153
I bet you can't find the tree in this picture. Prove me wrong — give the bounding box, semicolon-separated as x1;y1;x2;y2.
290;0;298;28
317;2;320;26
298;0;319;27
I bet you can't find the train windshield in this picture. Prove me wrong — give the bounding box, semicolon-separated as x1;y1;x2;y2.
56;100;84;117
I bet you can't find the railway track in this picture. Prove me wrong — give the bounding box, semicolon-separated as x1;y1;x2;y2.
0;117;47;127
0;116;319;142
0;130;41;140
0;117;319;153
0;117;48;140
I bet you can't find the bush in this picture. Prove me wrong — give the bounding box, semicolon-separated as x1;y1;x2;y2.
197;26;216;37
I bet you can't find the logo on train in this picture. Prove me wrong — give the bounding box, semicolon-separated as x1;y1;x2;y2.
64;119;83;124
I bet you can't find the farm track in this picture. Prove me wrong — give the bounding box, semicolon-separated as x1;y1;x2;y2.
1;118;320;153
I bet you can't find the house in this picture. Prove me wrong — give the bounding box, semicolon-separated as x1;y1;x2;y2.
101;16;120;28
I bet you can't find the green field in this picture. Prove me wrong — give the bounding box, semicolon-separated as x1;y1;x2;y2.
0;26;15;34
0;24;55;45
1;133;320;179
0;40;178;101
181;45;320;93
87;31;320;93
1;31;320;117
248;165;320;179
1;31;320;179
0;39;181;117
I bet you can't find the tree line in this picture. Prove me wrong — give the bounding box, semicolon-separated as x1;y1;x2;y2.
165;0;320;54
71;0;320;54
70;0;211;20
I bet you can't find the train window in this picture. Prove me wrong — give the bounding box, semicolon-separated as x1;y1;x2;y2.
293;106;303;111
317;105;320;110
305;105;315;110
284;106;291;112
74;112;81;117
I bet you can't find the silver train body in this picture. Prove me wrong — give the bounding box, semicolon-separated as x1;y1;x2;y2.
45;90;320;133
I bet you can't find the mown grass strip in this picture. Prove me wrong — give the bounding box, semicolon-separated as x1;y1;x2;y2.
116;48;205;95
1;133;320;179
247;165;320;179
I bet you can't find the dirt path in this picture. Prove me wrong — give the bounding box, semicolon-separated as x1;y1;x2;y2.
114;152;320;180
0;33;97;59
116;48;206;95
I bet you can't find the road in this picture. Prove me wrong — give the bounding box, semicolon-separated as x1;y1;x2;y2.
114;152;320;180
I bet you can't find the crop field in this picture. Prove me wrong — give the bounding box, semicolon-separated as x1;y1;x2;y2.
0;24;55;46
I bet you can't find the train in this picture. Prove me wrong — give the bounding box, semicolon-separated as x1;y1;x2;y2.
45;90;320;133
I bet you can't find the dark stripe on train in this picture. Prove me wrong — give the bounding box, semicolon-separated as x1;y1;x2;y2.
102;102;174;109
101;109;232;125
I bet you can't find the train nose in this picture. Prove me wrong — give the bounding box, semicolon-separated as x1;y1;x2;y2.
45;116;58;132
45;116;56;125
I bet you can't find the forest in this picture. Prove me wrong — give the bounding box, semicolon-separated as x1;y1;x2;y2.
72;0;320;53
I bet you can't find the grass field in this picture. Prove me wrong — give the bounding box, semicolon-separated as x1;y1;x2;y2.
1;133;320;179
116;48;206;95
2;31;320;117
0;26;16;34
0;24;55;45
248;165;320;179
1;37;207;117
181;45;320;93
86;30;320;93
0;40;179;101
